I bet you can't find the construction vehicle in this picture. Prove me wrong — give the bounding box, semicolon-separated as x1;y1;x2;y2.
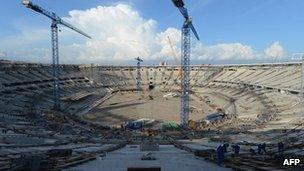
124;118;155;130
204;112;226;125
163;92;179;98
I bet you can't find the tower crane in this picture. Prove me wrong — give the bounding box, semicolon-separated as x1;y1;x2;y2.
22;0;91;110
135;57;143;91
301;54;304;99
171;0;200;126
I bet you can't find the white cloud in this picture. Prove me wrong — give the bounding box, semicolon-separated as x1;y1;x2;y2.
193;42;256;60
0;51;7;59
264;41;284;58
0;3;286;64
61;4;266;63
0;28;50;62
64;4;159;62
152;28;256;61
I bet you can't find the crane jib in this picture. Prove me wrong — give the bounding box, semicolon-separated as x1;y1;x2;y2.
23;0;91;39
178;7;189;19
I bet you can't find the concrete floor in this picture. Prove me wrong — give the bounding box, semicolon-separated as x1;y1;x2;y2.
83;91;208;125
65;145;232;171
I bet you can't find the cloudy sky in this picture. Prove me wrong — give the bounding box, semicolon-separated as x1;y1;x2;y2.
0;0;303;65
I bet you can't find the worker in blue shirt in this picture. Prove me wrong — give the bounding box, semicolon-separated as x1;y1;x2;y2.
222;143;229;153
217;143;230;166
278;142;284;155
232;144;240;155
257;144;262;154
257;143;267;154
217;144;224;166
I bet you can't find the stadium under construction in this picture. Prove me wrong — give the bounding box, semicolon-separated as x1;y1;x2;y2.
0;0;303;171
0;60;303;170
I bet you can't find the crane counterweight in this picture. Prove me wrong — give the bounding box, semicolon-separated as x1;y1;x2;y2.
172;0;185;7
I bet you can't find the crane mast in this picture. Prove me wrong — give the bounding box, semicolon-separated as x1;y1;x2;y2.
135;57;143;91
180;23;191;126
23;0;91;110
172;0;200;126
51;22;60;109
301;54;304;99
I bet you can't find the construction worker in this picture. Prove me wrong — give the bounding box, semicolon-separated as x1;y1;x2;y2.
258;143;267;154
223;143;229;153
232;144;240;155
261;143;267;154
216;144;225;166
278;142;284;155
257;144;263;154
250;148;256;156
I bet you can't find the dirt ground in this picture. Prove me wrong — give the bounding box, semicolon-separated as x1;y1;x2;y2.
83;91;209;126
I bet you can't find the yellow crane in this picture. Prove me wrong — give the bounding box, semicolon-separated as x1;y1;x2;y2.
167;36;179;65
167;36;182;84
